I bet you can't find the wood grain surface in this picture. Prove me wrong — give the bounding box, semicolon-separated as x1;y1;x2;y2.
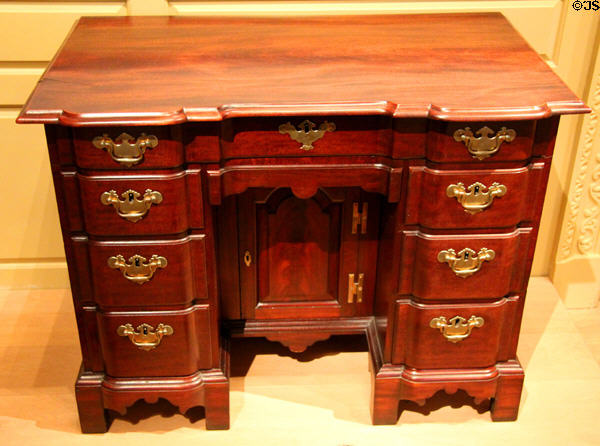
17;14;588;126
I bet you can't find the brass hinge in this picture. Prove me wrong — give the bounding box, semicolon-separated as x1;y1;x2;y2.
352;202;368;234
347;273;364;303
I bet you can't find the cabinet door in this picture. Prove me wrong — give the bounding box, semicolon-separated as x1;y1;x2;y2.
238;187;378;320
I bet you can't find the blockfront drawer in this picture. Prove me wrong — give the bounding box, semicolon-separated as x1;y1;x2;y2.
391;296;520;369
399;229;532;300
97;304;212;377
426;121;536;163
77;169;203;235
405;162;547;229
72;234;209;308
72;126;184;169
221;116;392;159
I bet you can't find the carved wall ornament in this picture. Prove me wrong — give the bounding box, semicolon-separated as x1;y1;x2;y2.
560;71;600;259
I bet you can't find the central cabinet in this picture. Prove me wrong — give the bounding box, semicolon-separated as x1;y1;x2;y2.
219;188;381;321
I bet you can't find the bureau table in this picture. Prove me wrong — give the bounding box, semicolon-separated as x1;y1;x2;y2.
18;14;589;432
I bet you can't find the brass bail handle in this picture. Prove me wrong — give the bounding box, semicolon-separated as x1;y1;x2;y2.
101;188;163;222
437;247;495;278
429;315;484;343
117;323;174;350
93;132;158;167
453;126;516;160
278;119;336;151
446;182;507;214
108;254;167;284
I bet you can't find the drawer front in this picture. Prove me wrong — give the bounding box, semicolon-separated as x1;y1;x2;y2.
81;235;208;308
399;229;531;300
221;116;392;159
78;170;203;236
405;162;546;229
98;304;212;377
392;297;519;368
72;126;184;169
426;121;536;163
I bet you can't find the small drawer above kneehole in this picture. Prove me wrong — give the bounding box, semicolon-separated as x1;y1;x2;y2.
72;126;184;169
221;115;392;159
77;169;203;236
426;121;536;163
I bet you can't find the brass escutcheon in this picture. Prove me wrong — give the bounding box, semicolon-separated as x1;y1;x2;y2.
453;126;516;160
446;182;507;214
437;247;495;278
92;132;158;167
117;323;173;351
429;315;484;343
108;254;167;284
243;250;252;267
101;189;163;222
278;119;336;151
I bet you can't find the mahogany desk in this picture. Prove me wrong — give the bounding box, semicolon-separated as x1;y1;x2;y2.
17;14;589;432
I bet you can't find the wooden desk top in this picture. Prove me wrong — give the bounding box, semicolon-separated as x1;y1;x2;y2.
18;14;588;126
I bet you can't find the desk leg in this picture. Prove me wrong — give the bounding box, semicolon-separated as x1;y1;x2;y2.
490;360;524;421
75;367;108;433
205;379;230;429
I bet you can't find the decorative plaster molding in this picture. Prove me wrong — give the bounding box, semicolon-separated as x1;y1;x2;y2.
577;150;600;254
560;72;600;260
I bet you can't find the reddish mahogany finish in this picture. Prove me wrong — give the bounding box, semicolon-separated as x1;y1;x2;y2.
72;126;185;169
234;188;380;320
400;228;532;300
73;235;209;308
17;15;588;125
405;162;548;229
391;297;520;368
98;304;212;377
18;14;589;433
77;169;204;235
426;120;536;163
222;116;393;159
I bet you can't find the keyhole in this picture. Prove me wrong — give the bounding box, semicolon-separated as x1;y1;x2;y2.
135;257;140;267
464;251;469;259
128;192;134;201
474;185;480;194
304;123;310;133
243;250;252;267
143;326;148;335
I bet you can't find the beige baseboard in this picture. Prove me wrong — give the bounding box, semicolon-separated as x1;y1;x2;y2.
0;260;69;289
552;256;600;309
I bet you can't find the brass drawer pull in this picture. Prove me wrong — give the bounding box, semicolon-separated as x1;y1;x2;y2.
92;132;158;167
446;182;506;214
453;126;516;160
437;247;495;278
430;315;484;343
278;119;336;151
101;189;163;222
108;254;167;284
117;323;173;351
